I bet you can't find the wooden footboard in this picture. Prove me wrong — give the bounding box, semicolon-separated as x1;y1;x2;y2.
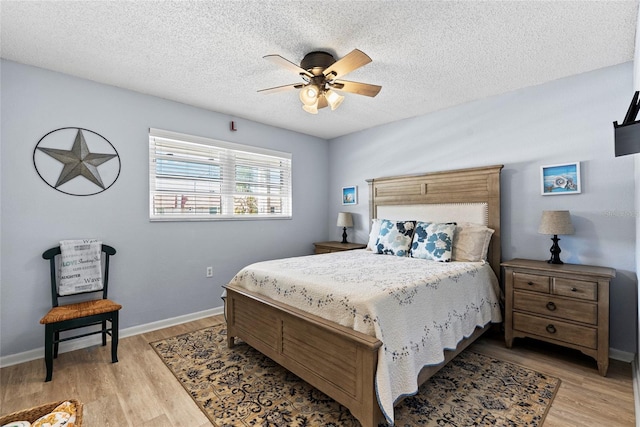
225;284;492;427
225;284;384;427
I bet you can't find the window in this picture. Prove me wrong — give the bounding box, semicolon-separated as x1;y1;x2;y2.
149;128;292;221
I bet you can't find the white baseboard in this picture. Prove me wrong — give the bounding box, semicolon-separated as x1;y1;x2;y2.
1;310;636;373
0;306;224;368
611;348;636;363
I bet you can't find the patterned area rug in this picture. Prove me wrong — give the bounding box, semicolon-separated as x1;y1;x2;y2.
150;324;560;426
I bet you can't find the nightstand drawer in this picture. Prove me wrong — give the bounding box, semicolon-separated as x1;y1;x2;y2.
513;312;597;349
553;278;597;301
513;291;597;324
513;272;550;293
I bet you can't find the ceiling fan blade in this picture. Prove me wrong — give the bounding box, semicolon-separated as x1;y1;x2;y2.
323;49;372;79
258;83;304;95
264;54;314;79
331;80;381;97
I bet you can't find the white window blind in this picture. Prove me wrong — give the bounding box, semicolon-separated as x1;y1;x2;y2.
149;128;292;221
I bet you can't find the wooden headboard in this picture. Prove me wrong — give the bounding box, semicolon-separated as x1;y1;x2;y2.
366;165;503;278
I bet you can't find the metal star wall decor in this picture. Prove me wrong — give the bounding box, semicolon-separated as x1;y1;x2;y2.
33;127;121;196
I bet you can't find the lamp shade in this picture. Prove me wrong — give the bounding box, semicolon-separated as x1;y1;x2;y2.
337;212;353;228
538;210;574;235
302;102;318;114
325;89;345;110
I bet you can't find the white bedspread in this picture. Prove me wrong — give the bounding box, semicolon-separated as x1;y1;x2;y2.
228;249;502;425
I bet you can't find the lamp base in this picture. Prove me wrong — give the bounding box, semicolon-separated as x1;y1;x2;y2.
547;235;564;264
341;227;348;244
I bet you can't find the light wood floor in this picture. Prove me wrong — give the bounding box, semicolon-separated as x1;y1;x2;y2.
0;315;635;426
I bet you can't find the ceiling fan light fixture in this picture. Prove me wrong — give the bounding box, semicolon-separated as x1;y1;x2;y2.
261;48;380;114
325;89;345;110
299;84;320;106
317;93;328;109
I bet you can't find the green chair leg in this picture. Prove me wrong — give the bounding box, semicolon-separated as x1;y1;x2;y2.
53;330;60;358
111;313;119;363
44;324;54;382
102;320;107;346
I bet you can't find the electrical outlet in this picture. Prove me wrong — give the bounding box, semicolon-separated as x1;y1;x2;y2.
206;267;213;277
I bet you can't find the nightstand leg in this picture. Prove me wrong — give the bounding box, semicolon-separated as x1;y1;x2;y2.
504;323;514;348
597;360;609;377
505;336;514;348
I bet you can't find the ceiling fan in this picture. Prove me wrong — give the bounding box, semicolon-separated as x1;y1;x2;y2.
258;49;382;114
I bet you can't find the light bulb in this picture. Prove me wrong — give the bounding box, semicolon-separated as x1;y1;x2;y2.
299;84;320;106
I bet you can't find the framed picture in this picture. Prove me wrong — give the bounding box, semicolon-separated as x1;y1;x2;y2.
342;186;357;205
541;162;581;195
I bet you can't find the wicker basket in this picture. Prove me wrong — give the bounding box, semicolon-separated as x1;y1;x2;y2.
0;399;83;426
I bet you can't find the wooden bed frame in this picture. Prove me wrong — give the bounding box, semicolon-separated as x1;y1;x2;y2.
225;165;503;427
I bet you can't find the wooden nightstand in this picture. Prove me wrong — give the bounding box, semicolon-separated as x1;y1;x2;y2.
313;241;367;254
502;258;615;376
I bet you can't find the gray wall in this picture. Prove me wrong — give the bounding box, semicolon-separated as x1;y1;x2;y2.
328;62;638;354
2;58;637;359
0;60;330;357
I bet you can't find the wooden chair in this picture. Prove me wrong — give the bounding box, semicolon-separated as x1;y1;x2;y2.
39;244;121;382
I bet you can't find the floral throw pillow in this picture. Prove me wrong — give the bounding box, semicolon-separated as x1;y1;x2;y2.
410;222;457;262
375;220;416;256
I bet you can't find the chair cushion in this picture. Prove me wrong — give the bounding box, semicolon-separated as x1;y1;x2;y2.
40;299;122;324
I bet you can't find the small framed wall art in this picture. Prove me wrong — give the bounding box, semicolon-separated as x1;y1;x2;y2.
540;162;581;195
342;186;357;205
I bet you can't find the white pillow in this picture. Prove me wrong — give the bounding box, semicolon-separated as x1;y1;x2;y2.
366;218;383;250
452;222;494;262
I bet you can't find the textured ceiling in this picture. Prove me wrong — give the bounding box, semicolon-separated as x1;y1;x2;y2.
1;1;638;139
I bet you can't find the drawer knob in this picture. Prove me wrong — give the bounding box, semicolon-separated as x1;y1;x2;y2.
546;301;557;311
546;324;557;334
571;287;577;292
527;281;534;286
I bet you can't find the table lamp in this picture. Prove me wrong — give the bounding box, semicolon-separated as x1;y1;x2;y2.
337;212;353;244
538;210;574;264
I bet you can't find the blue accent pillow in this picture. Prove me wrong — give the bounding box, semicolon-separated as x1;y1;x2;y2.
410;222;457;262
375;220;416;256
